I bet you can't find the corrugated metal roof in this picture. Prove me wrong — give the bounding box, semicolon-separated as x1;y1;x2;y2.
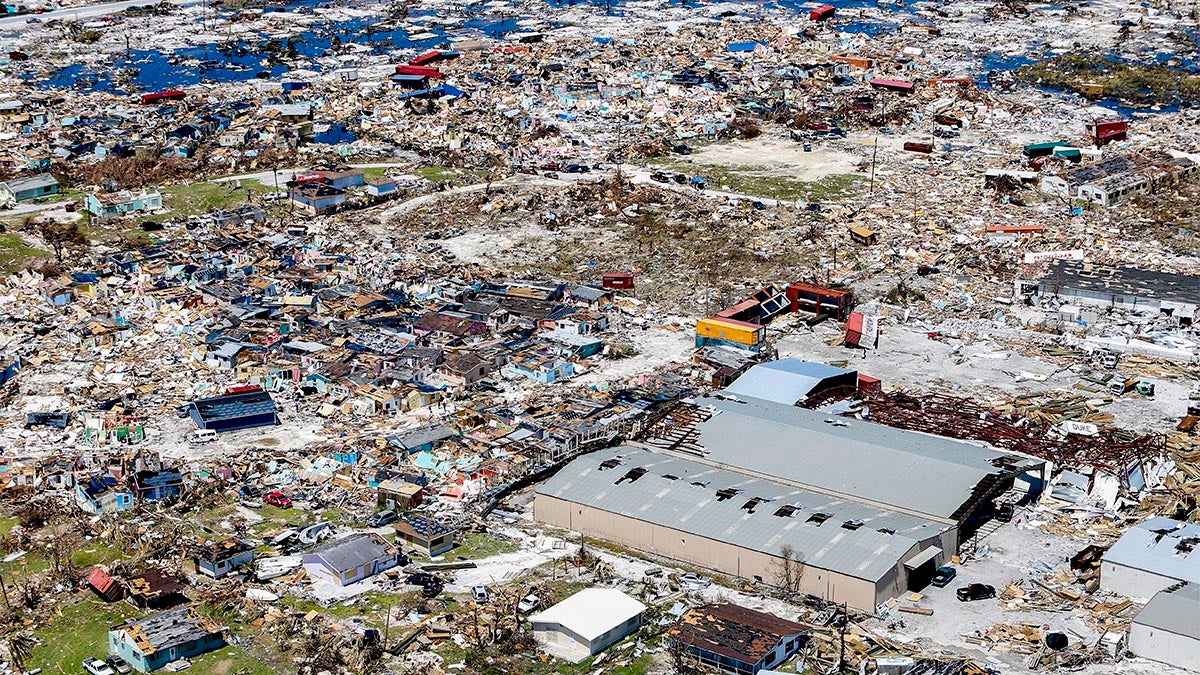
1133;582;1200;640
536;446;947;582
686;394;1038;519
1102;517;1200;585
723;359;853;404
192;390;277;423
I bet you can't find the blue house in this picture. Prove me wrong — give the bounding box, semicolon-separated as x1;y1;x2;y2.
386;423;457;455
192;540;254;579
366;178;397;197
189;390;279;432
130;469;183;502
84;190;163;221
75;476;135;514
505;349;574;383
109;607;225;672
1;173;59;202
323;169;364;190
289;183;345;215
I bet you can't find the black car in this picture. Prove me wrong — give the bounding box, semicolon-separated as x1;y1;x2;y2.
408;572;440;586
996;503;1015;522
930;566;957;588
563;163;590;173
238;484;261;499
421;581;444;598
956;584;996;602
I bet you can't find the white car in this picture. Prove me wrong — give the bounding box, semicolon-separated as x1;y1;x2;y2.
471;585;490;602
679;572;712;589
517;593;540;614
83;658;116;675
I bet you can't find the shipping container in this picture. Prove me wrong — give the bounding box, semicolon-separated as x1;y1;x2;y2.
695;316;765;350
785;282;853;320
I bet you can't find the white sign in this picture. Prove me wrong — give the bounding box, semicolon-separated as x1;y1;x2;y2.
1024;249;1085;263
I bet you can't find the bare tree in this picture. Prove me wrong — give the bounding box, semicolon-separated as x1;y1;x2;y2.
37;220;88;263
775;544;806;594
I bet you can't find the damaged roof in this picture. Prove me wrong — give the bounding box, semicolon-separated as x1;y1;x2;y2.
671;603;808;666
536;445;946;582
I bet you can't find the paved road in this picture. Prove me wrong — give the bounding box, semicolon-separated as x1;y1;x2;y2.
0;0;200;30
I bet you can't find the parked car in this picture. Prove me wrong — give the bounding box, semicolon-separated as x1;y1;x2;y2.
679;572;712;589
930;566;957;588
517;593;541;613
421;581;444;598
650;171;670;183
956;583;996;602
238;484;262;499
562;163;591;173
264;492;292;508
408;572;440;586
471;585;490;602
543;172;559;180
366;509;398;528
189;429;217;444
106;655;134;675
83;658;116;675
996;503;1015;523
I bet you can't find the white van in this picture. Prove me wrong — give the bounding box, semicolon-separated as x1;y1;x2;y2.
190;429;218;444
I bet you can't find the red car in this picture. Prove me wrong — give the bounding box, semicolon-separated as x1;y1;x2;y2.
264;492;292;508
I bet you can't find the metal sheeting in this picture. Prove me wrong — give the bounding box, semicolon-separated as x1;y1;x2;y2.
1103;517;1200;585
536;446;950;582
722;359;854;405
690;394;1032;519
1134;582;1200;640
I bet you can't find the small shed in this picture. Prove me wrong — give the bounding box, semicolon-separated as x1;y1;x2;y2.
530;589;646;663
848;226;878;246
377;479;424;510
601;273;634;290
192;539;254;579
393;514;456;557
87;567;124;602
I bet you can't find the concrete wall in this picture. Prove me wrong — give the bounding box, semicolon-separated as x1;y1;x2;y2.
1100;561;1182;600
536;494;889;610
1129;623;1200;670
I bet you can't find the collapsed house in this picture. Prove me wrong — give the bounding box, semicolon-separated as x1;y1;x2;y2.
1015;260;1200;327
535;393;1045;609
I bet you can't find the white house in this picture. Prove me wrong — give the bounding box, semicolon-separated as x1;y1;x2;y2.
530;588;646;663
1100;517;1200;600
1129;582;1200;671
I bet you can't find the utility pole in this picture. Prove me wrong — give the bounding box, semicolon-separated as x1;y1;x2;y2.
869;134;879;195
837;602;847;673
0;571;10;611
382;597;392;652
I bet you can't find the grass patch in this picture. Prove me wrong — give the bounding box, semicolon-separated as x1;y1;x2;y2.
160;179;269;218
1016;54;1200;104
359;167;389;181
452;532;520;560
415;166;459;183
26;597;146;673
0;516;19;537
0;233;49;273
0;552;50;576
253;505;313;526
189;644;277;675
651;158;864;202
71;541;123;568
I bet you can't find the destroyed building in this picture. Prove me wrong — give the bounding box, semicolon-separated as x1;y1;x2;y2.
108;607;225;673
1016;260;1200;326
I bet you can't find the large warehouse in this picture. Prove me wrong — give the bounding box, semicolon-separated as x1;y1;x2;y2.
534;393;1045;610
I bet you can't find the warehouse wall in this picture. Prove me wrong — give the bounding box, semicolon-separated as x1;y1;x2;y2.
1129;624;1200;670
1100;562;1181;600
535;494;884;610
